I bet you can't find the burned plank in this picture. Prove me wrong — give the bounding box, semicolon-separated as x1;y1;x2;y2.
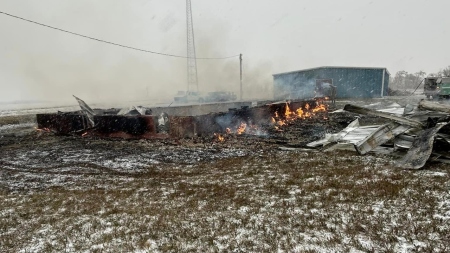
36;113;89;134
344;104;425;129
395;123;449;169
95;115;156;135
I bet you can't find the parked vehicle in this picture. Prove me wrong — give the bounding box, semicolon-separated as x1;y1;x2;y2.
204;91;237;102
173;91;205;103
424;77;450;99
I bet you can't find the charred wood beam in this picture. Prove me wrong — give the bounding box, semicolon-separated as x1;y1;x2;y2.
36;113;88;134
419;99;450;114
344;104;425;129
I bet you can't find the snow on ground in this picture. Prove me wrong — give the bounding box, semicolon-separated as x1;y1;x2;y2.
1;141;450;252
1;96;449;252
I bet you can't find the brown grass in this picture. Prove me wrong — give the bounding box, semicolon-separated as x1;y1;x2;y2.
0;115;36;126
1;150;449;252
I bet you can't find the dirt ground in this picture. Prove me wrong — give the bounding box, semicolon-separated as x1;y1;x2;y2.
1;99;450;252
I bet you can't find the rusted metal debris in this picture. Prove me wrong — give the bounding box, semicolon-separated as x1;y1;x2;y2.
311;99;450;169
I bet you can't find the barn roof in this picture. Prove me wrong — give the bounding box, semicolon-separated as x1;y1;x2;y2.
273;66;390;77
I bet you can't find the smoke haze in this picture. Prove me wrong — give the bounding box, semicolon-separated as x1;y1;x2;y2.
1;0;449;106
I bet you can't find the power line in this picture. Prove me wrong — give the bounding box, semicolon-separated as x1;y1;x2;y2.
0;10;239;60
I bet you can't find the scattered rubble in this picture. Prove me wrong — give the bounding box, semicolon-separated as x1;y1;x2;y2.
28;96;450;170
309;99;450;169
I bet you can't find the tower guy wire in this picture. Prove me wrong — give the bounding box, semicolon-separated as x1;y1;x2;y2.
0;10;239;60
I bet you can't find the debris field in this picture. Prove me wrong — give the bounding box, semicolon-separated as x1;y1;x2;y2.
1;98;450;252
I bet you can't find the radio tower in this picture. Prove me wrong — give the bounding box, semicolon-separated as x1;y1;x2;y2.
186;0;198;92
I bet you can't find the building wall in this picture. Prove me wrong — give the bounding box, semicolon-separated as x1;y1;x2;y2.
384;70;390;96
273;67;389;100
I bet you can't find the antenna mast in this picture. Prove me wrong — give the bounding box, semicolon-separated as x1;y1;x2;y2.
186;0;199;92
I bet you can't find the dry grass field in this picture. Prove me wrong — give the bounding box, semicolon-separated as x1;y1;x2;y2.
1;130;450;252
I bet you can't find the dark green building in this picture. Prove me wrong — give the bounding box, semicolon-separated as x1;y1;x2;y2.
273;66;390;100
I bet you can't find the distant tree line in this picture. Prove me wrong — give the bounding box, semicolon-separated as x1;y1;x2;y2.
390;65;450;91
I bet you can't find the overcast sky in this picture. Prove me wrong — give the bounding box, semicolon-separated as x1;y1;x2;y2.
0;0;448;104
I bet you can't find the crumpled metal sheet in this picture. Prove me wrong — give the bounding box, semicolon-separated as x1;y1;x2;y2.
344;104;425;129
396;122;449;169
73;95;96;127
355;122;410;155
307;119;362;147
117;106;152;116
307;119;382;149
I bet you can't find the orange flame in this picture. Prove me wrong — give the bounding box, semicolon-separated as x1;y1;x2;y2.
271;100;329;129
277;120;286;126
35;127;51;133
285;103;293;119
237;122;247;135
312;103;327;113
214;133;225;142
296;108;304;118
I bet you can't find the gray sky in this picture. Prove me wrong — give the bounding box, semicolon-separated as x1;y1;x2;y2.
0;0;448;104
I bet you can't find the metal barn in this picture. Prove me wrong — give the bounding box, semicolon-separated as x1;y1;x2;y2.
273;66;390;100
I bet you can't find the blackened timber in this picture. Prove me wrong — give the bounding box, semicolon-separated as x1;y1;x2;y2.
36;113;88;134
35;99;326;139
344;104;425;129
95;115;156;135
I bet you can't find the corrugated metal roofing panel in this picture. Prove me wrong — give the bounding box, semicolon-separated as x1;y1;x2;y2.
273;66;390;76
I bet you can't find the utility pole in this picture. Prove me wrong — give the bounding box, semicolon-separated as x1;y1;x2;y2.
186;0;198;92
240;54;243;101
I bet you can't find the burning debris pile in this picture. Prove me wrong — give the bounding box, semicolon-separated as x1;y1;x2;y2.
308;100;450;169
35;95;449;169
36;96;335;143
35;95;362;150
211;99;331;143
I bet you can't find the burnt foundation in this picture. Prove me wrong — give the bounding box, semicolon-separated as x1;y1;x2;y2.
36;99;326;139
